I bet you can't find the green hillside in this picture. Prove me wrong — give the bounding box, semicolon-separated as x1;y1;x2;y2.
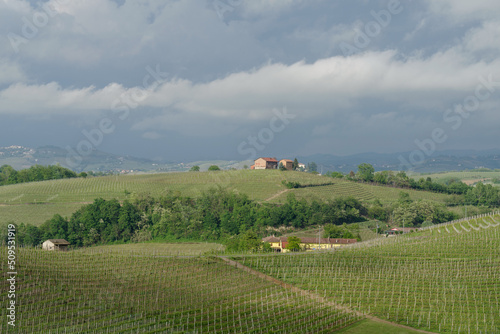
0;245;361;333
411;170;500;186
242;214;500;333
0;170;453;226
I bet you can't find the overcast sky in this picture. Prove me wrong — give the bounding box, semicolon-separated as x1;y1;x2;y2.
1;0;499;163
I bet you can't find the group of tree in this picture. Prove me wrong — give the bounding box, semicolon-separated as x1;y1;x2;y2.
352;164;471;195
326;163;500;207
367;192;458;227
0;164;86;186
7;188;367;248
189;165;221;172
323;223;359;240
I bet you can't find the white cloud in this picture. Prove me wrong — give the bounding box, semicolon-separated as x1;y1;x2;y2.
425;0;500;22
1;0;500;157
0;59;26;85
463;21;500;53
241;0;308;17
1;46;498;126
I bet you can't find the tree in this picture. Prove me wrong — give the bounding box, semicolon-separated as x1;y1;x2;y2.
279;163;287;171
465;182;500;207
373;171;389;184
357;163;374;182
262;242;273;252
323;223;356;239
327;171;344;179
239;230;262;252
398;192;413;205
368;200;388;221
307;162;318;172
323;224;343;238
292;158;299;171
189;165;200;172
243;165;249;169
208;165;220;171
286;236;301;252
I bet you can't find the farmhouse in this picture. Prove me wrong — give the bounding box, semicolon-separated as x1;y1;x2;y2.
42;239;70;251
262;236;357;253
279;159;293;170
254;157;278;170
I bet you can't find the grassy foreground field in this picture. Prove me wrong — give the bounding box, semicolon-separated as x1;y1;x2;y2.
0;244;361;333
242;214;500;333
0;170;452;225
2;214;498;333
77;241;225;256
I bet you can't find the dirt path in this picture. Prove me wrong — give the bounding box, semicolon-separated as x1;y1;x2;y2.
263;188;290;202
220;257;437;334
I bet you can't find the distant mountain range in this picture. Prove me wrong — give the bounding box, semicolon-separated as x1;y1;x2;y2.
297;149;500;173
1;145;500;174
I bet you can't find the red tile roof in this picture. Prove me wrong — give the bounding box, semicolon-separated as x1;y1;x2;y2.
258;157;278;162
262;236;280;243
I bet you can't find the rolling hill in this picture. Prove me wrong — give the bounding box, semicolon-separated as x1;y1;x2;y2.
0;170;453;226
242;213;500;333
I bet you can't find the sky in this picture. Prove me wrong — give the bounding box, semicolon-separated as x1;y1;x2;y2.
1;0;500;165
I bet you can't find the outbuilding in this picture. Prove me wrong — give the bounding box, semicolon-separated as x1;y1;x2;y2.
42;239;70;251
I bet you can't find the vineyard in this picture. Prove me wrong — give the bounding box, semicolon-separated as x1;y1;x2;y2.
411;171;500;186
0;170;452;226
241;214;500;333
75;242;225;256
267;181;450;204
0;246;361;334
1;213;499;333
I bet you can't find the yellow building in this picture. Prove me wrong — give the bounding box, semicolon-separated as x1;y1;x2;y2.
262;236;357;252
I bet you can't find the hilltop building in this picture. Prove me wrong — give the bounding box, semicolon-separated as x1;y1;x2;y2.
42;239;70;251
253;157;278;170
279;159;293;170
262;236;357;253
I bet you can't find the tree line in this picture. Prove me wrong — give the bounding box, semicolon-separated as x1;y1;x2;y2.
6;188;367;248
327;163;500;207
0;164;87;186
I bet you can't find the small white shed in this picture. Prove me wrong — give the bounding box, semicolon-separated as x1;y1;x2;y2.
42;239;70;251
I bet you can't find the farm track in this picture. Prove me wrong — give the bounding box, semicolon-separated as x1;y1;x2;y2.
263;188;291;202
220;257;437;334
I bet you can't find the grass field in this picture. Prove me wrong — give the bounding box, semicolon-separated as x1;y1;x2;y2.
0;244;362;333
268;181;450;205
242;214;500;333
0;170;453;226
76;241;225;256
3;215;498;333
337;319;428;334
412;170;500;186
